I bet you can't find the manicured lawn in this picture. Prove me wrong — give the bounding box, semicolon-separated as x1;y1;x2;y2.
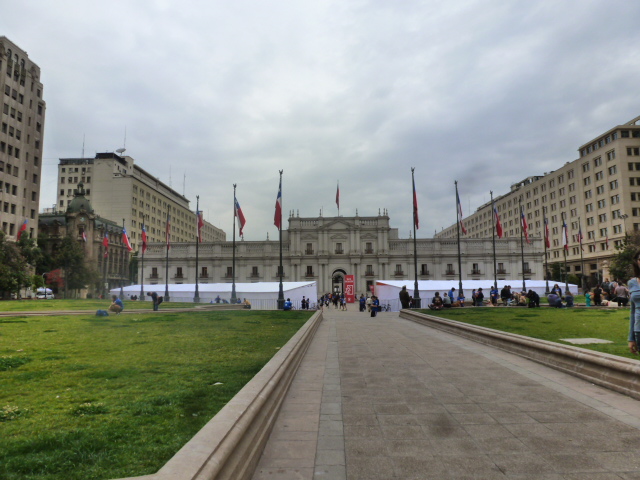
0;299;198;312
420;306;635;359
0;309;313;480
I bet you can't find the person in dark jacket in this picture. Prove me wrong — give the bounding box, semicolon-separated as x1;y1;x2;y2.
399;285;411;309
527;290;540;308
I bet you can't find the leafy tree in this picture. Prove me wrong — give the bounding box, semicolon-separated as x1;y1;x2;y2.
608;233;640;282
550;262;563;282
0;232;31;297
17;236;42;268
51;235;100;297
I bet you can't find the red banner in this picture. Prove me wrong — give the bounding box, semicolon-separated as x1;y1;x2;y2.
345;275;355;303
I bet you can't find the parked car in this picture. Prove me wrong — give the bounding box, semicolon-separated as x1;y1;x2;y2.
36;292;54;299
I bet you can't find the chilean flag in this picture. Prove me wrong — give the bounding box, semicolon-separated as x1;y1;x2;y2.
520;210;530;244
122;227;133;252
578;225;584;251
274;179;282;229
235;197;247;237
82;230;87;242
544;217;551;248
141;225;148;254
17;219;28;240
493;207;503;238
456;188;467;235
103;231;109;257
197;210;204;243
562;220;569;251
412;177;419;229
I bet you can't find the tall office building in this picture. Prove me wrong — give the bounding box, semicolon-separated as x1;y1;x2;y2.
436;115;640;281
55;152;225;250
0;37;46;240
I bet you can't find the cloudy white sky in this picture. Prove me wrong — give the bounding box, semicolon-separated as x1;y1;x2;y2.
5;0;640;240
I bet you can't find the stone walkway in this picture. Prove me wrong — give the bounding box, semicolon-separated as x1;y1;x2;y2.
252;308;640;479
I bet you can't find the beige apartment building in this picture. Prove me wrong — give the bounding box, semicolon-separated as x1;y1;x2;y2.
0;37;46;240
55;152;225;251
436;115;640;281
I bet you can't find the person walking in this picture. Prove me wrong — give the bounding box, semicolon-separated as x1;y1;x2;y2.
615;282;630;307
627;251;640;354
150;291;159;311
399;286;411;309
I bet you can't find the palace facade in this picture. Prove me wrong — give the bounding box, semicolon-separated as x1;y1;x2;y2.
140;213;543;295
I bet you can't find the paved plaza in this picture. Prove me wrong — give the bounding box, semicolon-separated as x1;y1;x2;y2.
252;308;640;480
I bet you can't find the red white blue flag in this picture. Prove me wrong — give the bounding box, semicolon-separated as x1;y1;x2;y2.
235;197;247;237
122;227;133;252
493;206;503;238
274;179;282;229
17;219;28;240
544;217;551;248
82;229;87;242
103;231;109;257
578;224;584;251
141;225;148;254
456;187;467;235
197;210;204;243
520;209;530;244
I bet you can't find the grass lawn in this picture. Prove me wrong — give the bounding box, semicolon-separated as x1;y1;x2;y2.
0;309;313;480
0;299;200;312
420;306;636;359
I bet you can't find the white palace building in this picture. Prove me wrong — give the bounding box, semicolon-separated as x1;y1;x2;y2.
139;212;544;298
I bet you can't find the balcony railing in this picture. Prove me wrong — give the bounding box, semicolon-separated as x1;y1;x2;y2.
250;272;260;278
471;270;481;275
524;269;532;274
174;273;184;279
445;270;456;276
305;272;315;278
420;270;430;276
150;273;159;279
305;249;314;255
394;271;404;276
364;249;374;254
335;249;344;254
497;269;506;275
365;271;375;277
199;273;209;279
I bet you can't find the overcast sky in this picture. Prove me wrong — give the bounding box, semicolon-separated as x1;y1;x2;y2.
5;1;640;240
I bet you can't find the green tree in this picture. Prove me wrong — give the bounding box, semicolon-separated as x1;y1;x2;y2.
550;262;563;282
52;235;100;297
0;232;31;297
608;232;640;282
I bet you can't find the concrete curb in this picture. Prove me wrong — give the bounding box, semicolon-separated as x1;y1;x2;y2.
113;310;323;480
400;309;640;401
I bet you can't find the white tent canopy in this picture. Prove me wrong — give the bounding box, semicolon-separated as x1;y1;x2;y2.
110;281;318;310
375;280;579;312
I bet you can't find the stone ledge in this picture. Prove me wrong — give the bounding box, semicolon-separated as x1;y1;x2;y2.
112;310;323;480
400;309;640;401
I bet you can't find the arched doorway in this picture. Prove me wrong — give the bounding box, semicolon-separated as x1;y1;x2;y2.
332;269;347;295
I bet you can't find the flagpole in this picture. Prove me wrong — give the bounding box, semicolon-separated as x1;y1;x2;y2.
164;205;171;303
231;184;238;304
411;168;421;308
102;229;108;299
491;191;497;290
454;181;463;297
578;216;585;294
519;198;526;292
336;180;339;217
139;223;145;301
562;212;569;294
277;171;285;309
543;216;550;294
120;219;125;300
194;195;201;303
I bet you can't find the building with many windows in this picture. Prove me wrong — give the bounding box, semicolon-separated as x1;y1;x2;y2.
0;37;46;240
140;212;543;296
55;152;225;251
436;115;640;282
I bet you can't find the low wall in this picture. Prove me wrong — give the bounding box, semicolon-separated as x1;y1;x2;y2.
115;310;323;480
400;309;640;401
